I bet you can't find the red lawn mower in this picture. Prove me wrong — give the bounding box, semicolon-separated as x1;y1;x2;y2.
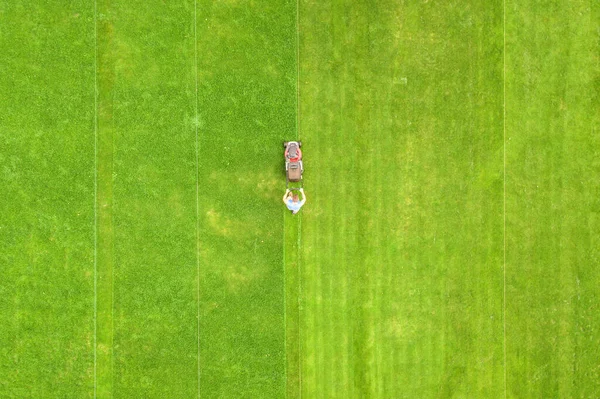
284;141;303;187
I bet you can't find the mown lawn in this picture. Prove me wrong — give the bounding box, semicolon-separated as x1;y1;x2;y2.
0;0;598;398
295;0;505;397
505;0;600;396
290;0;599;397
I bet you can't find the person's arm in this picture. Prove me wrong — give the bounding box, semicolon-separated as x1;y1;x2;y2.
299;188;306;206
282;189;290;203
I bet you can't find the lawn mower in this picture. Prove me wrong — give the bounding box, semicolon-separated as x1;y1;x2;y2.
284;141;303;187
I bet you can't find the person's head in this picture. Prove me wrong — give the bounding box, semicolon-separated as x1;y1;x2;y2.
292;194;299;202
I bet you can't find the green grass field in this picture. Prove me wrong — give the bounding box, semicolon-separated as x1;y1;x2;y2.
0;0;598;398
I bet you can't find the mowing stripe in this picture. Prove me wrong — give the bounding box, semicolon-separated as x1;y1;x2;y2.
283;209;287;395
93;0;98;396
505;1;600;396
194;0;200;397
296;0;301;141
297;215;302;399
503;0;507;396
296;0;302;396
104;4;197;395
94;0;116;395
284;210;301;398
283;0;303;396
197;0;292;395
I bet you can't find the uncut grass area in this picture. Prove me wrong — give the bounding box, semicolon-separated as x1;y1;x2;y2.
0;1;599;399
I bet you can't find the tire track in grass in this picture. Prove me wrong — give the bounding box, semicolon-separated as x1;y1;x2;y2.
388;62;412;393
341;28;358;399
325;196;336;398
338;185;351;397
369;83;381;398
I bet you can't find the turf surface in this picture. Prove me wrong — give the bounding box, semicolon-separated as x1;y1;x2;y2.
505;0;600;396
0;0;598;398
0;2;95;397
95;1;198;397
296;0;505;396
196;0;295;396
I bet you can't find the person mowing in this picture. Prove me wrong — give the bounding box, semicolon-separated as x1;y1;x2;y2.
283;188;306;214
